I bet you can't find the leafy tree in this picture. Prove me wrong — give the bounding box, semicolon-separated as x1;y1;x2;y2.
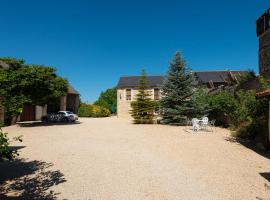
0;58;68;121
78;103;110;117
94;87;117;113
160;51;195;125
130;70;156;124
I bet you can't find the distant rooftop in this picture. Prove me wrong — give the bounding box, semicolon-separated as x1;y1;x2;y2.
194;70;249;84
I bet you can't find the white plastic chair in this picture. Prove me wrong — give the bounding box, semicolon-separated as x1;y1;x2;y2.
201;117;209;131
192;118;200;132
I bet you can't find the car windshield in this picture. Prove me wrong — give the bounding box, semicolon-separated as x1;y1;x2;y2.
58;112;65;115
66;111;74;114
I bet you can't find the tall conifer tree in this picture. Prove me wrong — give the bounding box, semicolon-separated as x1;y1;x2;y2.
130;70;156;124
160;51;195;125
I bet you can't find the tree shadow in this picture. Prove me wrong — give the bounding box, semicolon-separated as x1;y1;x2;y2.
224;136;270;159
260;172;270;182
17;121;82;127
0;159;66;200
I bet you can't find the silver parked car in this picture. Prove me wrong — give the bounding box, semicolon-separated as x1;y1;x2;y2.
46;111;79;123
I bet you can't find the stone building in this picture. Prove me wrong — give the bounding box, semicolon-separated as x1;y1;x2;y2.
0;61;80;123
257;8;270;79
116;70;248;117
117;76;163;118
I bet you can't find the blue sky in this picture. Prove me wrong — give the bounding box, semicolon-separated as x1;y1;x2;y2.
0;0;269;102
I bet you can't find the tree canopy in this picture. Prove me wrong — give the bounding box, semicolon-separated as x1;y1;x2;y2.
0;58;68;117
160;51;195;125
94;87;117;113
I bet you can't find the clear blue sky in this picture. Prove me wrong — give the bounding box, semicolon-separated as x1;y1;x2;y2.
0;0;269;102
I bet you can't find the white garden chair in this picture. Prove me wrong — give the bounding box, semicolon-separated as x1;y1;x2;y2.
192;118;200;132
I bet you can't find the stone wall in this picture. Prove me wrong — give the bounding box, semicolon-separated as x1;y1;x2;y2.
117;88;159;118
259;30;270;79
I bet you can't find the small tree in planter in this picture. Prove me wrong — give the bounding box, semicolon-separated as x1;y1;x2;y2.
130;70;156;124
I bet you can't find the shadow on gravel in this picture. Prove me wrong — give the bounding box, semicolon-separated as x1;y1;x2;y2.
224;136;270;159
260;172;270;182
18;121;82;127
0;159;66;200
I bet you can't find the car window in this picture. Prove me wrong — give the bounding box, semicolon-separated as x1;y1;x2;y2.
58;112;65;115
67;111;73;114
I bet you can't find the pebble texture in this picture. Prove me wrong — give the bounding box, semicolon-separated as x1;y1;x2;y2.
2;117;270;200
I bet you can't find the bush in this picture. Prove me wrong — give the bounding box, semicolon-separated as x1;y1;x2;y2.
89;105;111;117
78;104;110;118
0;127;22;161
208;89;269;147
78;104;91;117
208;91;237;127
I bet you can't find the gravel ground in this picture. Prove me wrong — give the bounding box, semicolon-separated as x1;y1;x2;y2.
1;117;270;200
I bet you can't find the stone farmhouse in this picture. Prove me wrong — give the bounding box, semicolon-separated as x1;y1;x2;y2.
116;70;248;117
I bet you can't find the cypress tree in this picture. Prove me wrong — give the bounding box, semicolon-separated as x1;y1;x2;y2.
130;70;156;124
160;51;195;125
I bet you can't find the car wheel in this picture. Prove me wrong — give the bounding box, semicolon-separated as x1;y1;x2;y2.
61;117;69;123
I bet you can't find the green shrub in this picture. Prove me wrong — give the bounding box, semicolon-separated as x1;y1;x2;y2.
0;127;22;161
89;105;111;117
208;91;237;127
78;104;91;117
209;88;269;147
78;103;111;118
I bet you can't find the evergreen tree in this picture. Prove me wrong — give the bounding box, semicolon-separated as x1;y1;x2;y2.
160;51;195;125
130;70;156;124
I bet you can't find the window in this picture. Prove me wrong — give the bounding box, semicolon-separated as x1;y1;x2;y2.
154;88;160;100
126;89;131;100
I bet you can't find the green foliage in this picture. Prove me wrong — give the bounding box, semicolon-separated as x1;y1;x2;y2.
208;91;238;127
190;88;210;118
0;127;22;161
0;58;68;119
208;87;269;146
90;104;111;117
78;103;110;117
130;70;156;124
160;51;195;125
94;87;117;113
78;104;92;117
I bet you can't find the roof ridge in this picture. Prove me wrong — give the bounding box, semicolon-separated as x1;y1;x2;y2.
194;70;248;73
120;75;164;78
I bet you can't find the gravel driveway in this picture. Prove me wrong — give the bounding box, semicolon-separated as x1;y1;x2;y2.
1;117;270;200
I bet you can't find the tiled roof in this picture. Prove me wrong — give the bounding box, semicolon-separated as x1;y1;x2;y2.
116;70;249;88
194;70;249;83
68;85;80;95
117;76;164;88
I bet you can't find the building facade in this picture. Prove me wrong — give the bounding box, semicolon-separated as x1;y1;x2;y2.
257;8;270;79
117;76;163;117
116;70;248;117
